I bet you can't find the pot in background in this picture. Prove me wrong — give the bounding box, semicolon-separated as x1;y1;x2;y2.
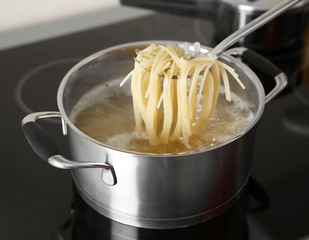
21;41;287;229
215;0;309;52
121;0;309;52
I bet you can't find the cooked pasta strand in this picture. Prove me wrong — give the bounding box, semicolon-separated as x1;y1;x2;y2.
120;43;245;147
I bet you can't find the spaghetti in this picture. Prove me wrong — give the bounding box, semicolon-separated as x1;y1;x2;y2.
120;43;245;147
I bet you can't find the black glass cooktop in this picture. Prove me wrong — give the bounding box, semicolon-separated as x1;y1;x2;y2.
0;12;308;240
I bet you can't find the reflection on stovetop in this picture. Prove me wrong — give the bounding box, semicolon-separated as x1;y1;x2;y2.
0;12;309;240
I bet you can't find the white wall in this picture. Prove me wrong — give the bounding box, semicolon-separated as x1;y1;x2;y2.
0;0;153;50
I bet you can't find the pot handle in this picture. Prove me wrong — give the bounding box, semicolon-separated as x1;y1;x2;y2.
225;47;287;103
21;111;117;186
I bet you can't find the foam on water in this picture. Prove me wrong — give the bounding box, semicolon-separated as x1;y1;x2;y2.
70;80;254;154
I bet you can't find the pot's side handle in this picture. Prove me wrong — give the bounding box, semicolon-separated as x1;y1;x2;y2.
225;47;288;103
22;112;61;161
21;112;117;186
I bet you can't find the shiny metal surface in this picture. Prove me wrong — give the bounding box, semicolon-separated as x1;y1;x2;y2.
21;111;117;186
48;155;111;170
210;0;301;58
49;155;116;186
221;0;309;12
215;0;309;51
224;47;288;103
57;40;267;152
69;131;253;228
20;108;68;135
54;41;282;228
23;41;287;229
21;111;62;125
266;72;288;103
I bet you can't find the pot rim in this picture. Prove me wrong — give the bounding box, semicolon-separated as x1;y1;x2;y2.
220;0;309;13
57;40;265;157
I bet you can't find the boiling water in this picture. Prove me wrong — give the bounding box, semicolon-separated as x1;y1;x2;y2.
70;81;253;154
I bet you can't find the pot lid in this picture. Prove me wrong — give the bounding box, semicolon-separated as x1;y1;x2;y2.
220;0;309;13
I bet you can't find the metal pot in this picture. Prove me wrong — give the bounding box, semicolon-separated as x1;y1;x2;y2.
121;0;309;51
21;41;287;229
215;0;309;51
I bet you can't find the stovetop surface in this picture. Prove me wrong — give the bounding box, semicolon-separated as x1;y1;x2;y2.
0;13;308;240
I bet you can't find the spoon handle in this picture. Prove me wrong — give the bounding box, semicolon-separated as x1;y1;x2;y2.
210;0;302;59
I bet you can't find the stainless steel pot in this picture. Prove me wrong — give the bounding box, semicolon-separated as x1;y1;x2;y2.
21;41;287;229
215;0;309;51
121;0;309;51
